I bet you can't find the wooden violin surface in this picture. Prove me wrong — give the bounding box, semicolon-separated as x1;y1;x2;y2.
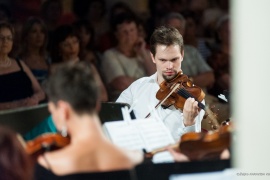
26;133;70;159
180;122;232;161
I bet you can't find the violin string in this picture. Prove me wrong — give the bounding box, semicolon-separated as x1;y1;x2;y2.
177;86;219;130
177;88;205;109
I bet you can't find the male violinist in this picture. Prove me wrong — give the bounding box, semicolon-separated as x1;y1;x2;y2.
116;26;205;141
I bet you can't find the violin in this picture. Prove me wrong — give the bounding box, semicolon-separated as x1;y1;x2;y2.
25;133;70;159
145;120;232;161
156;72;205;110
153;71;219;130
179;120;231;161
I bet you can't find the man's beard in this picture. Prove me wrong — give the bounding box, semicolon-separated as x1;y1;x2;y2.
162;70;177;81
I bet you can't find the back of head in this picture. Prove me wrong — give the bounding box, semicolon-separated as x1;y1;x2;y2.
45;61;99;115
0;126;32;180
149;26;184;56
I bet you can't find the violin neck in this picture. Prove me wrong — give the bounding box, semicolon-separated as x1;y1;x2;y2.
177;88;205;109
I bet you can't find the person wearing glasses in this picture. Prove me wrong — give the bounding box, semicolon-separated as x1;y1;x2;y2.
0;22;45;110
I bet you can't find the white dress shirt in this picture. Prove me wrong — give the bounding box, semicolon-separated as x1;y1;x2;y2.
116;72;205;141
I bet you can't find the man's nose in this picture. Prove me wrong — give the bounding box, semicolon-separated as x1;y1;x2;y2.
166;61;173;69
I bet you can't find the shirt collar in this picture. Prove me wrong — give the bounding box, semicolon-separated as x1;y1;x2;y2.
148;72;158;84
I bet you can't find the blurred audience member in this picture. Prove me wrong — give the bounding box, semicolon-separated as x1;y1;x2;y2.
182;11;212;60
0;22;45;110
51;25;108;101
85;0;109;49
163;12;214;89
0;126;33;180
98;1;135;52
203;0;229;39
185;0;209;37
101;13;155;101
20;17;51;86
41;0;75;51
146;0;172;39
207;15;230;97
73;20;102;71
41;0;62;32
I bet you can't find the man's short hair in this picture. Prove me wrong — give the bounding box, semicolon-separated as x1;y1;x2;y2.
45;62;99;115
149;26;184;56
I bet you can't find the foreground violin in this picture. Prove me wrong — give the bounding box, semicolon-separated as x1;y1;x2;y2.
145;120;232;161
25;133;70;159
179;120;231;161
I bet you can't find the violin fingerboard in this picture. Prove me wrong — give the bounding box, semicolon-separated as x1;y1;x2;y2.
177;88;205;109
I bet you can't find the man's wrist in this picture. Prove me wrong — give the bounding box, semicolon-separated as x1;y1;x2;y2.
183;118;195;127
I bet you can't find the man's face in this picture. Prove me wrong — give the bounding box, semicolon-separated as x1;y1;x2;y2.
151;44;184;82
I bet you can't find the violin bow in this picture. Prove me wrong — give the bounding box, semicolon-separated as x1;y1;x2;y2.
145;83;180;118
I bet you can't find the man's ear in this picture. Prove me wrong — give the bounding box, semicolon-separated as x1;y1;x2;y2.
150;53;156;64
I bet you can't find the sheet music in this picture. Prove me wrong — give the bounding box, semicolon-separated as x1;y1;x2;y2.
133;119;175;152
103;118;175;152
103;121;145;150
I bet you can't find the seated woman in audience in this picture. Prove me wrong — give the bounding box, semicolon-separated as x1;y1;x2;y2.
34;62;143;178
20;17;51;86
101;13;155;101
0;126;33;180
50;25;108;101
73;20;102;72
0;22;45;110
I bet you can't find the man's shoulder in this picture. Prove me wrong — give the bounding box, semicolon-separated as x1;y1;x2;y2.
184;45;199;53
132;73;156;85
103;48;117;56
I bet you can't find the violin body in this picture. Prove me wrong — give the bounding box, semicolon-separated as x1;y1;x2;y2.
156;72;205;110
26;133;70;159
144;121;232;161
179;122;231;161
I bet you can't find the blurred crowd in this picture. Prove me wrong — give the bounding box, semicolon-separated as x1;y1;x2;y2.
0;1;231;179
0;0;230;111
